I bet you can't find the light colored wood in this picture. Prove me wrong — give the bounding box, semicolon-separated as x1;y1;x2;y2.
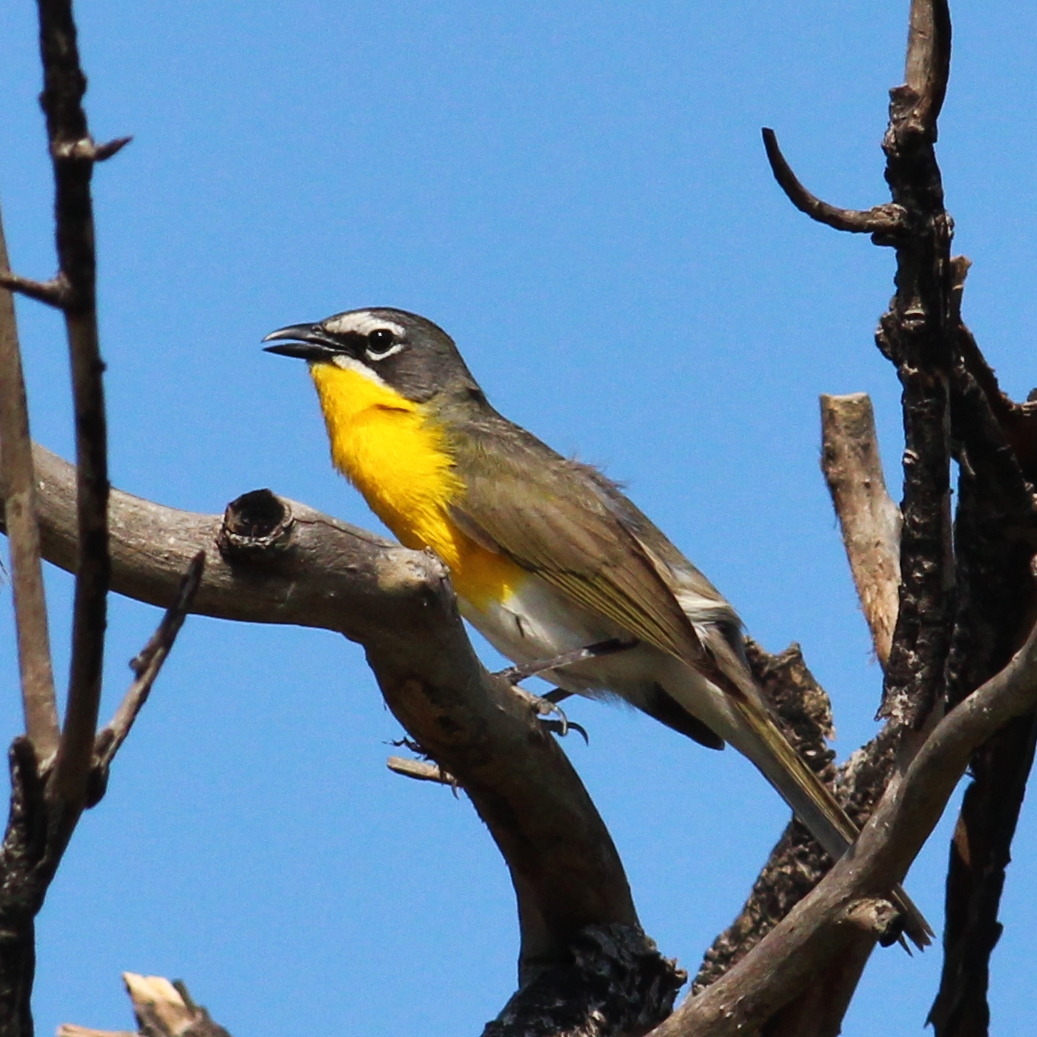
820;393;901;667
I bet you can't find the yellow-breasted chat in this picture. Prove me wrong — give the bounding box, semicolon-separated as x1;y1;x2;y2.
264;305;931;948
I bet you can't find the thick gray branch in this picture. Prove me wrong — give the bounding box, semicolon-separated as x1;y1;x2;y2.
1;444;687;1024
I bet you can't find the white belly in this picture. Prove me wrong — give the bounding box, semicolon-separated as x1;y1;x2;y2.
458;574;613;668
458;574;746;745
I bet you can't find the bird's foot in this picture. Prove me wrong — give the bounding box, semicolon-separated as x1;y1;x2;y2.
529;692;589;744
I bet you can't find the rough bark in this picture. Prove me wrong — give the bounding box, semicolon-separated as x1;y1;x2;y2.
928;288;1037;1036
648;618;1037;1037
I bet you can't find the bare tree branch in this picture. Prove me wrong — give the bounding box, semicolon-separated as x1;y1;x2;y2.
820;393;902;667
872;5;956;732
57;974;232;1037
0;209;60;755
88;552;205;806
0;458;683;1023
761;129;905;237
927;262;1037;1033
0;272;70;309
20;0;118;809
386;756;455;785
649;612;1037;1037
903;0;952;137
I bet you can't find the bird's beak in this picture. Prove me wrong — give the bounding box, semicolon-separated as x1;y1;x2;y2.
262;323;342;361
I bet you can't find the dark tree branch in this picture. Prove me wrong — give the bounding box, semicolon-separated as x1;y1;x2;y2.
875;0;956;730
764;8;956;735
903;0;952;137
820;393;902;667
26;0;117;810
649;613;1037;1037
761;129;906;237
927;261;1037;1034
0;11;173;1033
766;0;957;731
0;737;52;1035
0;211;60;755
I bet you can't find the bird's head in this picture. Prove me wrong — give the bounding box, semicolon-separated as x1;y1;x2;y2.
263;307;481;404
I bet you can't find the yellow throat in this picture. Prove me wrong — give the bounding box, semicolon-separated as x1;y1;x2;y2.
309;361;524;609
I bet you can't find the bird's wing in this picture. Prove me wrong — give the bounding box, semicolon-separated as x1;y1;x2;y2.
447;419;934;948
447;424;706;664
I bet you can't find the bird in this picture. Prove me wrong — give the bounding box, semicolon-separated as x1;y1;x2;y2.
264;305;931;948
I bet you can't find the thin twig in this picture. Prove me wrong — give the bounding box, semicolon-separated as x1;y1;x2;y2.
820;394;902;667
386;756;455;785
57;1028;135;1037
92;552;205;781
0;207;60;754
0;270;70;308
761;129;906;236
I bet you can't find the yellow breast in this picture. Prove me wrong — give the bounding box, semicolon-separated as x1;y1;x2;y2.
310;362;525;609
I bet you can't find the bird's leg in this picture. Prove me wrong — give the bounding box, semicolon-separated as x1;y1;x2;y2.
542;688;573;704
496;638;636;743
495;637;636;684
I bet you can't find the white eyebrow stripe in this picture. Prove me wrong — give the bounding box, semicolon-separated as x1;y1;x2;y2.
323;312;406;338
330;353;392;388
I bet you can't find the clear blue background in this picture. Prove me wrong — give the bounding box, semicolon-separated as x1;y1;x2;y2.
1;1;1034;1034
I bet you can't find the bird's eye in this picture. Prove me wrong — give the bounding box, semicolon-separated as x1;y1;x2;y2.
365;328;399;360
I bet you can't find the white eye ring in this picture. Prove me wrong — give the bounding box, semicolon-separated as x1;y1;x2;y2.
365;341;404;361
365;328;404;361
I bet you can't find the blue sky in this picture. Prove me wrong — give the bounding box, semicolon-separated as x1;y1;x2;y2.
1;2;1035;1034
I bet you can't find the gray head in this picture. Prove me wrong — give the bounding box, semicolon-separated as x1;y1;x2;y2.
263;307;483;404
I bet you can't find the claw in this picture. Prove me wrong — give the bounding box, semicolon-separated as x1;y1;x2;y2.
531;695;590;744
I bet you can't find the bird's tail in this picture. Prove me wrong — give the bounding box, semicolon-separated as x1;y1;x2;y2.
703;637;933;950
